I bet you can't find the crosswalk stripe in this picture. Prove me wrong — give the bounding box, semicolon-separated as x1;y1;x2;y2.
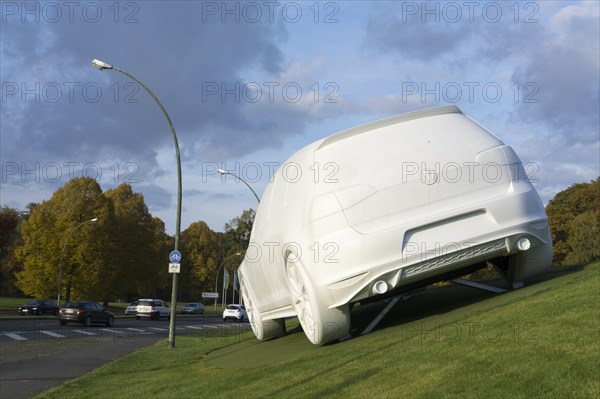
4;332;28;341
185;326;203;329
40;330;65;338
148;327;167;331
72;329;96;336
102;328;125;334
125;328;145;332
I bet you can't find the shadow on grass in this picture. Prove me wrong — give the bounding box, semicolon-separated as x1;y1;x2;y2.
203;262;593;369
348;263;590;337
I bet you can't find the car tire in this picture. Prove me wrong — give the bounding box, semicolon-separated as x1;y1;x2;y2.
286;260;350;345
135;315;140;320
59;320;67;326
84;316;92;327
106;316;114;327
241;278;285;341
36;309;41;316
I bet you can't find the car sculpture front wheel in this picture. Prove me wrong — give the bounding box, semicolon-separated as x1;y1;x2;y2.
286;261;350;345
240;277;285;340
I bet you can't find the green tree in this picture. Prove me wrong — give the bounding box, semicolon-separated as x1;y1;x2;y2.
15;178;112;301
564;210;600;264
546;178;600;266
223;208;255;254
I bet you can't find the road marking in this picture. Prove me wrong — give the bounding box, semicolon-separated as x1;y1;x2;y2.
3;332;28;341
204;325;218;329
185;325;203;329
124;328;154;335
72;329;96;336
102;328;125;334
40;330;65;338
148;327;167;331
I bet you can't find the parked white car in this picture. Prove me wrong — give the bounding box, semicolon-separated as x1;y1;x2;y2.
239;106;553;345
135;299;170;320
223;304;248;322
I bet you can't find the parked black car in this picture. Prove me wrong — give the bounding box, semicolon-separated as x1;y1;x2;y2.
19;299;58;316
58;301;115;326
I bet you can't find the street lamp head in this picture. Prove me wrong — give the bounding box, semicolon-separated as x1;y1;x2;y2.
218;169;228;175
91;59;113;70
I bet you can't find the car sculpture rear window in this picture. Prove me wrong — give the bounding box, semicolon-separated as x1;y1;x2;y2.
238;106;553;345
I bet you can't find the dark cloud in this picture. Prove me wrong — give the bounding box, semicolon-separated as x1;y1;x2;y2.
1;3;302;180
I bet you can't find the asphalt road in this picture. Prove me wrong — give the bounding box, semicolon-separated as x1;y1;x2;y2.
0;315;250;399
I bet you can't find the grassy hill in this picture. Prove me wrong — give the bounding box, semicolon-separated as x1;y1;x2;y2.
37;261;599;399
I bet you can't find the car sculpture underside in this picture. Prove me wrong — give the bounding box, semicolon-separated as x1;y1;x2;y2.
238;106;553;345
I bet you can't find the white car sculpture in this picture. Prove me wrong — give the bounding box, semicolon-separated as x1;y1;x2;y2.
238;106;553;345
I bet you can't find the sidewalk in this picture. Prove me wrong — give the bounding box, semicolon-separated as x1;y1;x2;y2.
1;334;161;399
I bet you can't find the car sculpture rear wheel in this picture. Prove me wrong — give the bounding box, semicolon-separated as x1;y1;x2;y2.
286;261;349;345
241;277;285;340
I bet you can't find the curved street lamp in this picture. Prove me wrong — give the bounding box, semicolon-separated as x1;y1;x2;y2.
58;217;98;306
214;252;241;310
92;59;182;348
218;169;260;203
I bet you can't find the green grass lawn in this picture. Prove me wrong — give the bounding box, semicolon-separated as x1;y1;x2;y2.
36;261;599;399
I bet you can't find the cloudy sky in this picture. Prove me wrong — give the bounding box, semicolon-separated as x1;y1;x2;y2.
1;0;598;235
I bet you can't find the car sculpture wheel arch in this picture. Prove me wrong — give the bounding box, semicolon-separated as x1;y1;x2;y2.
240;274;285;340
285;259;350;345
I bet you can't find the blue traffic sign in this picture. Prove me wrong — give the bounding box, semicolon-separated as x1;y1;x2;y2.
169;250;182;263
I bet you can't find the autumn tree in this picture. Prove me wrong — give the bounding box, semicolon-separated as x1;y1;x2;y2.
0;206;24;295
104;184;170;302
546;177;600;266
15;178;113;301
180;221;220;300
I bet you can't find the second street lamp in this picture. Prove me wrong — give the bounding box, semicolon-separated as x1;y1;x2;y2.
218;169;260;203
58;217;98;306
92;59;182;348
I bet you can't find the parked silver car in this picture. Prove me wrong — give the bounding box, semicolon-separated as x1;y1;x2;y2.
124;300;138;315
181;302;205;315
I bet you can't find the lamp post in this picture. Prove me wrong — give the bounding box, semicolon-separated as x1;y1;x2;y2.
58;217;97;306
214;252;241;311
92;59;182;348
218;169;260;203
